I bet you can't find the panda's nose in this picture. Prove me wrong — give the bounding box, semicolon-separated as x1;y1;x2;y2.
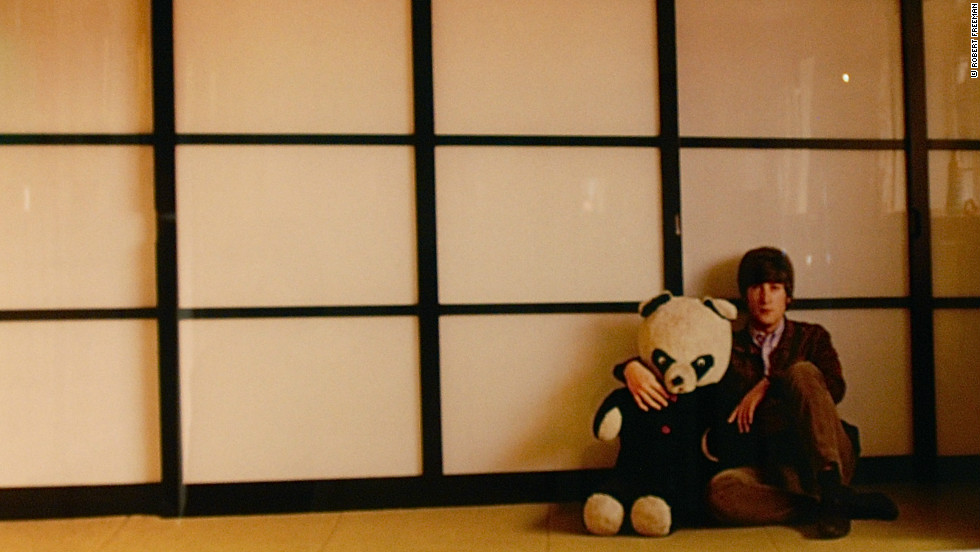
671;376;684;387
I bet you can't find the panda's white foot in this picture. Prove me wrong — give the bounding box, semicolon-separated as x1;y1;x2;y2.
583;493;624;536
631;495;672;537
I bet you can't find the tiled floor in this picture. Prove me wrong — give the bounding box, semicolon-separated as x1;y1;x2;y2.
1;482;976;551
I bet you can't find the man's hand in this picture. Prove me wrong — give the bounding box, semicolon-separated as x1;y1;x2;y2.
623;360;670;411
728;377;770;433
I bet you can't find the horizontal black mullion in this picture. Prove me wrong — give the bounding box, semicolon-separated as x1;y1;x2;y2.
680;137;905;150
0;308;157;322
181;305;419;319
1;135;925;150
927;139;980;151
787;297;911;310
0;299;919;321
441;298;916;316
178;456;945;516
181;471;607;516
0;134;153;146
3;455;966;518
441;302;640;315
176;134;414;146
436;135;663;147
718;297;912;312
933;297;980;309
0;484;159;520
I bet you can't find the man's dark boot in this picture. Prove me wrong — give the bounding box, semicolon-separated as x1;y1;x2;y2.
846;490;899;520
816;467;850;539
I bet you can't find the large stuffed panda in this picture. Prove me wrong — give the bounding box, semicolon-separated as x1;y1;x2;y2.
584;292;737;537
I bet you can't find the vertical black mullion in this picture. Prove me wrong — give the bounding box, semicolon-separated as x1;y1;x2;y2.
657;0;683;294
151;0;185;516
411;0;443;479
900;0;937;483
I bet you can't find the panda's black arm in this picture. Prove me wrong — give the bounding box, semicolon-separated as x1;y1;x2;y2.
592;387;634;438
611;357;642;383
696;383;721;431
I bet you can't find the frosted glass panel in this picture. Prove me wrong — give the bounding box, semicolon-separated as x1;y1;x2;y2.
681;149;908;299
437;147;662;304
174;0;413;134
440;314;639;474
181;317;421;483
934;310;980;456
0;320;160;487
801;310;912;457
930;151;980;297
0;146;156;309
676;0;903;138
0;0;152;133
923;0;980;139
432;0;658;135
177;146;417;308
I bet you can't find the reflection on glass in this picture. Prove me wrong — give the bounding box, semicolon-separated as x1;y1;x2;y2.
681;149;908;298
930;151;980;297
923;0;980;139
0;0;152;133
676;0;903;138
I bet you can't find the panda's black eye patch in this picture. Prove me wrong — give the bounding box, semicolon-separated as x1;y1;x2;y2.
652;349;675;372
692;354;715;379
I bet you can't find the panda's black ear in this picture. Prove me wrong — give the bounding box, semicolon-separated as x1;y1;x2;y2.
703;297;738;321
639;292;673;318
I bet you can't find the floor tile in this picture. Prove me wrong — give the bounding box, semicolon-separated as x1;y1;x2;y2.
548;502;782;552
321;504;551;552
99;513;339;552
0;516;128;552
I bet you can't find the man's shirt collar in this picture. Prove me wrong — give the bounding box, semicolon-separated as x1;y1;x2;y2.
750;317;786;376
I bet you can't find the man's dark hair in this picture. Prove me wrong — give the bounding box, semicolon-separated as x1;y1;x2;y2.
737;247;794;298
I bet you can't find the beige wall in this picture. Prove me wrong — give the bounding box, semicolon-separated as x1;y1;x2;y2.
0;0;977;488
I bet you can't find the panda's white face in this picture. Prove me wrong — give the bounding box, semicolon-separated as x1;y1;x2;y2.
651;347;718;395
636;295;735;395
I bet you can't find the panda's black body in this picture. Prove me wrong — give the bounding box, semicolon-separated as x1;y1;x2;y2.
591;387;715;529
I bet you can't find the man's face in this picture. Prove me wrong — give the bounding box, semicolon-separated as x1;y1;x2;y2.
745;281;789;332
